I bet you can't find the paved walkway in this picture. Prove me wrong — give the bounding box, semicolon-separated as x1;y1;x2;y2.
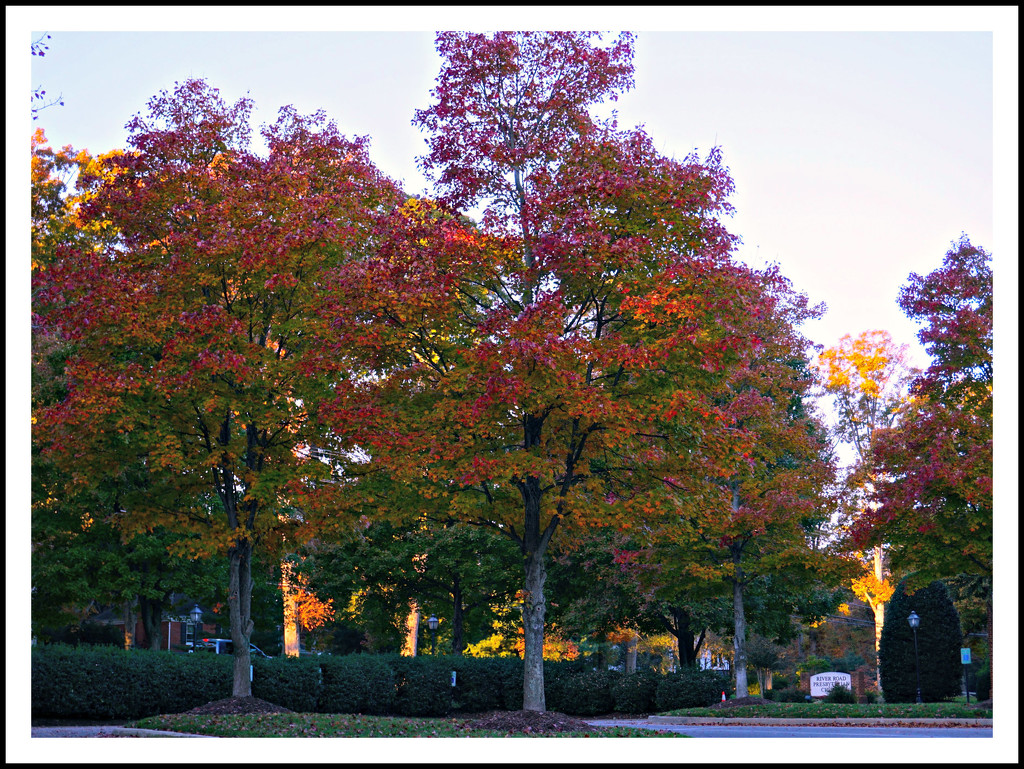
31;725;216;738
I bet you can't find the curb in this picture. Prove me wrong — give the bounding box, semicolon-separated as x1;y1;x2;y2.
646;716;993;727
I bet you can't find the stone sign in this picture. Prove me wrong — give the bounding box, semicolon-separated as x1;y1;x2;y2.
810;671;852;697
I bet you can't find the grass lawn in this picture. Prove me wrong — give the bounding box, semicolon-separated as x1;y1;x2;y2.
663;702;992;719
128;712;685;738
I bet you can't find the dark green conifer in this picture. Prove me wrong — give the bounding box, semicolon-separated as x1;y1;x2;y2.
879;578;962;702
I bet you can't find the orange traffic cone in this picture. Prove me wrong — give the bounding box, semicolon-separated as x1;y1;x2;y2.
721;691;726;701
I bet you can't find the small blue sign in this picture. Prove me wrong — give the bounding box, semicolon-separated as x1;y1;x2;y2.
960;648;971;665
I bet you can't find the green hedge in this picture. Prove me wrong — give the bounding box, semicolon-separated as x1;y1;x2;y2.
448;656;522;713
611;669;660;713
388;655;454;717
32;644;233;720
655;669;730;710
318;654;395;715
252;656;322;713
33;644;726;719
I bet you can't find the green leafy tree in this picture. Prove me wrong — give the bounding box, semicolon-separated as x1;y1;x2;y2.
746;634;784;693
296;518;521;655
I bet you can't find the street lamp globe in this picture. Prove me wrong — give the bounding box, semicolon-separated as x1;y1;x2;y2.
907;611;920;629
190;604;203;625
427;615;439;656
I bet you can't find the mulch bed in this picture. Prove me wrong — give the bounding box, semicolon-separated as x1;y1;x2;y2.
707;695;770;709
460;710;607;734
183;696;294;716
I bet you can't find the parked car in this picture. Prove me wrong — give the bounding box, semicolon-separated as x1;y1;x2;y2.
192;638;271;658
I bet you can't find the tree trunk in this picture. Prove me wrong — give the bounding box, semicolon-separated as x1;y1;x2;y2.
402;602;420;656
522;527;547;712
520;410;558;713
281;560;300;658
872;545;885;689
731;546;748;698
625;632;638;673
663;606;706;669
139;596;162;651
755;667;767;695
228;538;254;698
986;597;993;701
451;579;465;655
122;600;137;650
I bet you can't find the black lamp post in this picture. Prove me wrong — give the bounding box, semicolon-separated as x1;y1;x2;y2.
189;603;203;651
427;615;439;656
907;611;923;704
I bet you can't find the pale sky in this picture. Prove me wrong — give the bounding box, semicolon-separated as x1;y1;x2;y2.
13;13;1010;370
7;6;1018;764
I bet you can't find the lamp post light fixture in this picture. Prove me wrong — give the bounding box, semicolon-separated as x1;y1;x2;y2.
427;615;439;656
189;604;203;651
907;611;923;704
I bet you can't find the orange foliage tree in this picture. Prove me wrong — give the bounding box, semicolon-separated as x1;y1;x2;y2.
818;329;916;686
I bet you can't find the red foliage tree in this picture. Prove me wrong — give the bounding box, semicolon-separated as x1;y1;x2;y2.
857;236;993;677
643;269;849;695
321;32;769;711
856;236;992;581
33;80;402;696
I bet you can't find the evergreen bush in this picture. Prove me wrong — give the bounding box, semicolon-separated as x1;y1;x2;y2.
771;688;808;703
31;643;233;720
318;653;395;715
448;656;521;713
541;659;587;713
654;669;729;710
252;655;321;712
611;670;659;713
548;669;617;716
879;578;962;703
389;655;453;717
823;684;857;703
975;666;990;700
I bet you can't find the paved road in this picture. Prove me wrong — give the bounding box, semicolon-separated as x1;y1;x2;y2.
31;722;993;739
587;720;993;738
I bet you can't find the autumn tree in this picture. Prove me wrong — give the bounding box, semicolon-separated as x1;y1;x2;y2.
322;32;762;711
818;329;916;686
668;269;847;697
32;79;402;696
858;236;993;680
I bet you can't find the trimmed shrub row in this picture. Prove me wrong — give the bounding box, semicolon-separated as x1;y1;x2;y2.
32;644;727;720
31;643;234;720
